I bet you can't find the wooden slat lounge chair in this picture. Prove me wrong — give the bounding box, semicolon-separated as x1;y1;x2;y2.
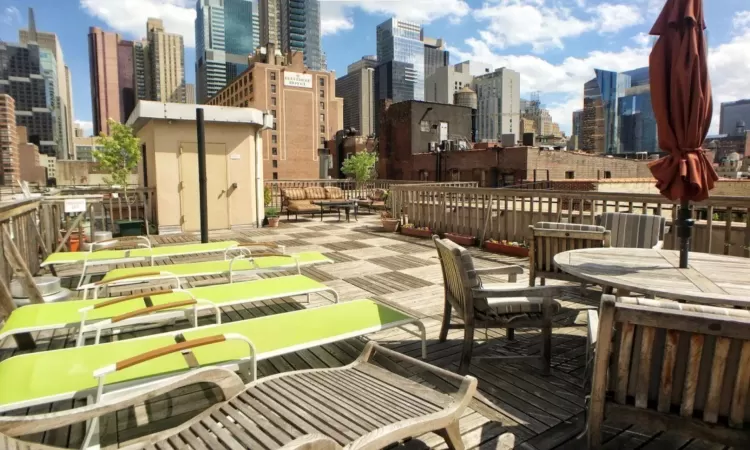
529;222;611;287
433;236;567;375
0;343;477;450
596;212;667;249
585;295;750;448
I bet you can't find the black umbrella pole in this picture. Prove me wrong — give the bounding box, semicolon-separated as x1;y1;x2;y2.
678;199;693;268
197;108;209;244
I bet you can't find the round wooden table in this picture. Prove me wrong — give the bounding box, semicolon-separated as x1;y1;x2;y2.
554;248;750;307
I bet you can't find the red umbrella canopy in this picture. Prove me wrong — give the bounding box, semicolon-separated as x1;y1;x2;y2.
647;0;718;202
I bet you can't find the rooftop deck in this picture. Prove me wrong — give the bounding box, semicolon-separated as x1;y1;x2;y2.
0;214;732;450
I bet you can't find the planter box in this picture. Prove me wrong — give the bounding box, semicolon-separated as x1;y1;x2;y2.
116;219;145;237
401;227;433;239
485;241;530;258
444;233;476;247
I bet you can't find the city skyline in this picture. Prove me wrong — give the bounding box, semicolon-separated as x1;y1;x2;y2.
0;0;747;137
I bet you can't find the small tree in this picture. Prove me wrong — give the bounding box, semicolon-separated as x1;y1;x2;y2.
341;150;378;194
94;119;141;219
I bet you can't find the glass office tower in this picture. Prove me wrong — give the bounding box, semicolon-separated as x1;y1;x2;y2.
375;18;424;103
280;0;323;70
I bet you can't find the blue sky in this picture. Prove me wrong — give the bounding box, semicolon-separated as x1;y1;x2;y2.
1;0;748;136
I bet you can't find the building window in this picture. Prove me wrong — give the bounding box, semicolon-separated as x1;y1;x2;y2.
271;84;276;94
271;97;276;106
319;89;324;98
420;121;430;132
320;125;325;133
272;134;277;144
419;170;429;181
565;171;575;179
320;102;325;110
319;78;325;87
272;160;278;168
319;113;325;123
320;136;325;145
270;72;276;81
272;172;278;180
604;171;612;179
272;147;278;156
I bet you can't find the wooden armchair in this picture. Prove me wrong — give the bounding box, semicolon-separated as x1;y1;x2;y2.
596;212;667;249
433;236;567;375
529;222;611;287
586;295;750;448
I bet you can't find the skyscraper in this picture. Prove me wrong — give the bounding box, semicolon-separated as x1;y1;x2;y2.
147;18;186;103
719;99;750;136
280;0;323;70
581;67;657;154
259;0;280;47
572;109;583;144
375;19;425;104
88;27;137;135
474;68;521;143
19;8;75;159
0;40;57;156
422;36;449;80
336;56;377;136
196;0;259;103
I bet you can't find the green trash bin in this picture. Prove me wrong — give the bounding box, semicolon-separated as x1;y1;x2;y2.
116;219;144;237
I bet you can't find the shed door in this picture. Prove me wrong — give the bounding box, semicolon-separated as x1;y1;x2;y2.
179;142;229;232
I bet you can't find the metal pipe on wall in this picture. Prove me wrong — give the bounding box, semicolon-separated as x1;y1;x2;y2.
196;108;209;243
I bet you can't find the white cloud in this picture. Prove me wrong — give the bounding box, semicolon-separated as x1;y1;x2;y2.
75;120;94;137
79;0;196;47
632;32;652;47
591;4;643;34
473;0;595;53
2;6;21;25
732;11;750;31
320;0;471;36
707;12;750;133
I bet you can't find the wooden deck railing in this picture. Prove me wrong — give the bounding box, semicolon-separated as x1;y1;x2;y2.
390;184;750;258
263;179;477;210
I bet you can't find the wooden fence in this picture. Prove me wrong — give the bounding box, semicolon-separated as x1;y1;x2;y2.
390;184;750;258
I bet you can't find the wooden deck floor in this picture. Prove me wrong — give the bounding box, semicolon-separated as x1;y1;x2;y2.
0;214;732;449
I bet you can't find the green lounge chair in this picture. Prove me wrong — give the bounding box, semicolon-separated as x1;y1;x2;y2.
0;343;474;450
0;299;426;415
42;239;282;289
81;251;334;298
0;274;338;350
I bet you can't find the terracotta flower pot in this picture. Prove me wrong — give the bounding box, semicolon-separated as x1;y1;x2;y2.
401;227;433;238
267;217;280;228
444;233;476;247
382;218;399;232
484;241;530;257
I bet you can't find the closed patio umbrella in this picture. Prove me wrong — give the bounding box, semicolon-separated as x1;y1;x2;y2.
647;0;718;268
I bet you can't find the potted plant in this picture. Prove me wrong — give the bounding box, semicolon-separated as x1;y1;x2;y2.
381;210;399;232
265;207;280;228
400;223;433;238
485;239;530;257
94;119;143;236
263;186;273;226
444;232;476;246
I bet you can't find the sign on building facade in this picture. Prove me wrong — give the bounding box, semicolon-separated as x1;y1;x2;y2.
283;72;313;89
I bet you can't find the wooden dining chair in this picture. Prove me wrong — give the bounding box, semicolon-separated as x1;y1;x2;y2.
585;295;750;448
529;222;611;287
433;236;567;375
596;212;667;249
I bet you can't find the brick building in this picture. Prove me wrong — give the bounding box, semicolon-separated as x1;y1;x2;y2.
0;94;20;185
398;146;653;187
706;131;750;162
17;126;46;184
378;100;473;179
207;44;343;179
